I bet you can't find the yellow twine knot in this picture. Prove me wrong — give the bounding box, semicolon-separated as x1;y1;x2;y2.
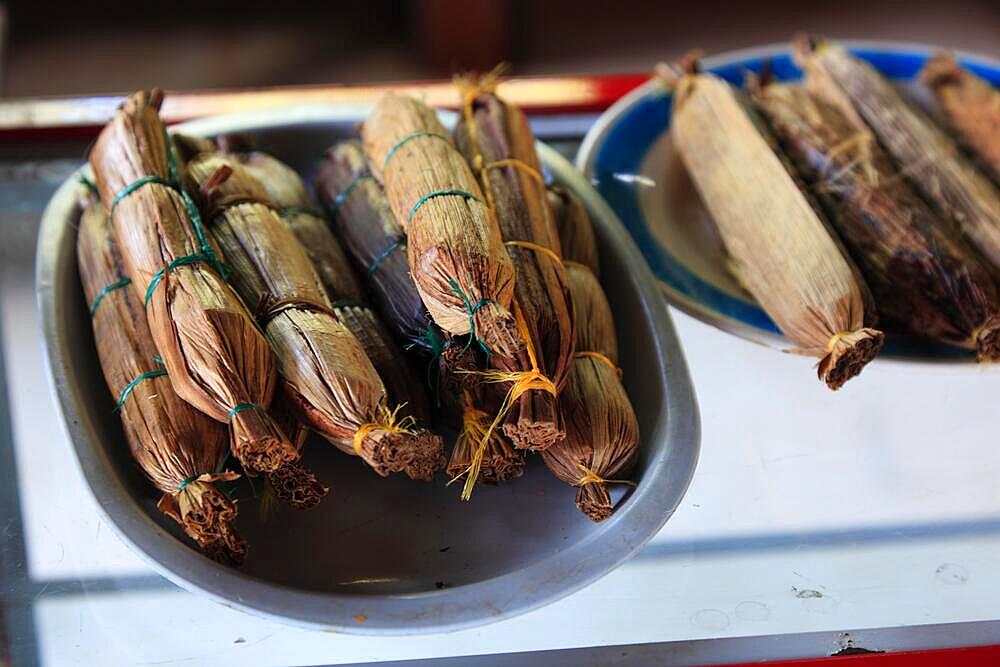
352;403;416;455
576;463;636;488
575;351;623;378
826;330;852;352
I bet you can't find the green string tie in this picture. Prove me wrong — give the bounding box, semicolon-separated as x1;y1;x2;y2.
448;278;493;356
89;277;131;316
368;237;404;277
178;450;232;491
227;402;259;421
328;174;372;216
279;206;326;220
79;175;100;196
382;132;450;172
144;253;215;305
113;366;168;413
407;189;480;225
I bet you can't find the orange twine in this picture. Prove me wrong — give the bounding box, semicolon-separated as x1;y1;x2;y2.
576;462;636;488
575;351;623;379
352;403;416;455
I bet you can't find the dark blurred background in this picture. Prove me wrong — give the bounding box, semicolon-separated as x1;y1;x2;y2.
2;0;997;97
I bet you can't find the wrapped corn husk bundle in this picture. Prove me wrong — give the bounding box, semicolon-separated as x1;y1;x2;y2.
184;153;445;480
547;185;600;276
453;75;575;457
795;37;1000;272
919;52;1000;185
315;141;445;356
77;192;246;564
362;94;523;361
89;90;296;473
234;149;365;304
542;264;638;522
751;79;1000;358
237;149;430;423
663;60;883;389
439;345;524;485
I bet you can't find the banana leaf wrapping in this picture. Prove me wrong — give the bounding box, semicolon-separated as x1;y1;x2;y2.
795;37;1000;273
541;264;638;522
919;51;1000;185
237;149;430;423
315;140;444;356
547;185;600;276
664;61;883;389
184;153;445;481
77;192;245;565
751;79;1000;359
453;80;575;454
439;346;524;485
362;94;523;361
89;90;295;474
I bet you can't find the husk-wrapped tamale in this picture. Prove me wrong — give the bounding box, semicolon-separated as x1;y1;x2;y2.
751;79;1000;358
453;76;575;456
542;264;638;522
315;140;444;356
439;346;524;486
265;389;329;510
90;90;296;473
795;37;1000;273
236;149;430;423
362;94;522;360
235;149;365;304
664;60;884;389
547;185;600;276
77;192;246;565
919;52;1000;185
184;154;445;481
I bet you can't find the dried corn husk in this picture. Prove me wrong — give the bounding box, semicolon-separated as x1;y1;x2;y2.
795;37;1000;273
266;389;329;510
362;94;522;360
89;90;295;473
439;346;524;485
547;185;600;276
77;192;245;564
751;79;1000;358
453;76;575;454
542;264;638;521
664;61;883;388
237;149;431;423
315;140;444;356
184;154;445;481
235;149;366;303
919;51;1000;185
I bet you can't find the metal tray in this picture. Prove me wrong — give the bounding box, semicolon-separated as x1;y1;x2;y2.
36;105;700;633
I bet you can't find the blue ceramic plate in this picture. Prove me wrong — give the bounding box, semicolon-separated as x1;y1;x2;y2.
577;42;1000;363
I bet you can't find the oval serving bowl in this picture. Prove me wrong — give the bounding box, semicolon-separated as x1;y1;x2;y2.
37;105;699;633
578;41;1000;363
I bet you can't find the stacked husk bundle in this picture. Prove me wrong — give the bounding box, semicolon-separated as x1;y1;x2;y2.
183;153;444;481
453;74;576;457
315;140;444;356
750;79;1000;358
77;192;245;565
89;90;296;474
238;149;431;423
548;185;600;276
542;263;638;522
362;94;522;362
439;346;524;484
795;37;1000;272
663;59;884;389
919;52;1000;185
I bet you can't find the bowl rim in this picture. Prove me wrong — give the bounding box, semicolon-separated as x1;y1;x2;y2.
35;105;700;633
576;39;1000;370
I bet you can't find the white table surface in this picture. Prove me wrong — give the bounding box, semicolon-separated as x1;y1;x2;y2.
5;246;1000;665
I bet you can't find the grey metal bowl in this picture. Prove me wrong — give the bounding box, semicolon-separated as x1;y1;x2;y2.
36;105;700;633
